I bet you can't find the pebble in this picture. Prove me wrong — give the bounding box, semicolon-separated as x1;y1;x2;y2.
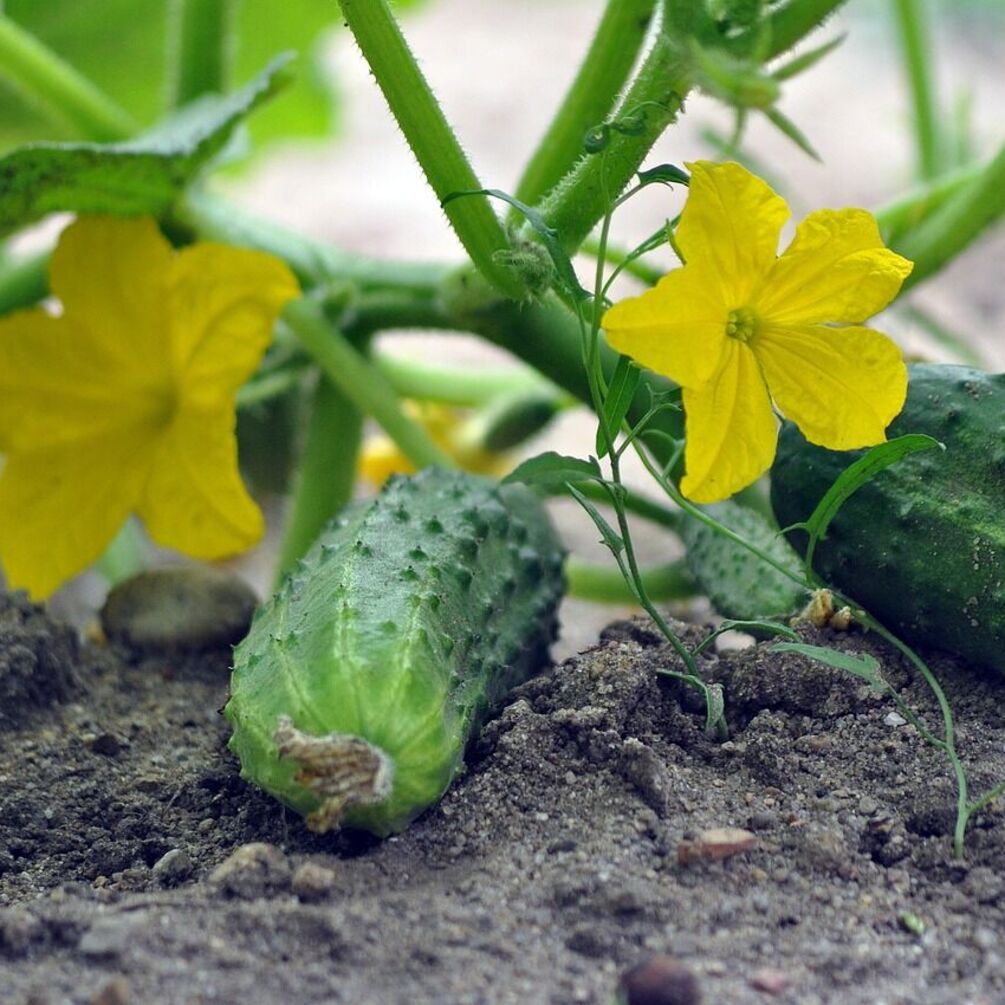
884;712;908;727
100;566;258;651
291;861;337;902
617;955;702;1005
78;913;149;959
750;967;792;994
91;977;130;1005
88;733;123;757
152;848;193;886
677;827;757;865
209;842;291;898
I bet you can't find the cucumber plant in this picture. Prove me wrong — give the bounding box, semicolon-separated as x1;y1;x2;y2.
225;467;565;836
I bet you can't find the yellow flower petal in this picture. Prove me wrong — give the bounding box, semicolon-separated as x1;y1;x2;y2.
358;435;418;488
169;243;300;406
48;216;173;375
138;408;264;559
755;323;907;448
0;311;160;453
677;161;789;305
680;339;778;503
755;209;913;325
602;264;729;388
0;431;151;599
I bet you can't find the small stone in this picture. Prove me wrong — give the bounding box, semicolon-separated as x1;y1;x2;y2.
750;967;791;994
101;566;258;651
884;712;907;727
79;914;149;959
856;796;879;816
91;977;131;1005
89;733;123;757
677;827;757;865
617;955;702;1005
152;849;193;886
209;842;291;898
291;861;337;902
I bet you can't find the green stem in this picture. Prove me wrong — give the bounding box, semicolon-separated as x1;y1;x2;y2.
895;139;1005;289
536;30;693;252
175;189;452;294
567;481;683;533
282;297;454;471
0;250;49;315
374;351;556;407
514;0;657;209
890;0;942;181
566;555;695;603
170;0;233;106
0;15;136;141
341;289;458;338
275;377;362;581
874;160;982;245
336;0;522;298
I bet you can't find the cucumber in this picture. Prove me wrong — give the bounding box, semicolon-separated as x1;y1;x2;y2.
225;467;565;836
771;364;1005;673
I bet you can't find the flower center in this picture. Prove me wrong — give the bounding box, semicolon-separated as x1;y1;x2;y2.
726;306;759;344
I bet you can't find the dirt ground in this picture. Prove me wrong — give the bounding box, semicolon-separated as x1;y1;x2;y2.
3;588;1004;1005
4;3;1005;1004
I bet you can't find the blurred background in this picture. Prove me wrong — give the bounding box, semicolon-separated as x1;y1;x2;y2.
5;0;1004;655
226;0;1005;655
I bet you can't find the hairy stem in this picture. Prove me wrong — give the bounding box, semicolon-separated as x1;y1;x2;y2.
336;0;522;298
514;0;657;209
536;29;693;252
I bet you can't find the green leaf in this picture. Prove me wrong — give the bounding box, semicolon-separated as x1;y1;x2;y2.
0;56;293;236
801;433;943;571
691;618;799;656
770;642;887;694
0;0;429;158
503;451;601;488
636;163;690;187
567;483;625;558
596;355;641;457
681;499;807;621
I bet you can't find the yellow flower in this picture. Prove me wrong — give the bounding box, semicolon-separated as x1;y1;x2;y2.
0;216;299;598
358;402;508;488
602;161;913;503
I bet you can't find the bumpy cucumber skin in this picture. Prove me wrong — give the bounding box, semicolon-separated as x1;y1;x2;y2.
225;468;565;836
771;364;1005;672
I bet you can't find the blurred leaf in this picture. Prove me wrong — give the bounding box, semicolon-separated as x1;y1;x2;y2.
503;451;601;488
0;0;429;158
596;355;641;458
567;483;626;558
0;56;292;236
771;642;887;693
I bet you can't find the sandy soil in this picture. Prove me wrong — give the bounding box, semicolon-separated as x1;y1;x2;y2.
3;590;1004;1005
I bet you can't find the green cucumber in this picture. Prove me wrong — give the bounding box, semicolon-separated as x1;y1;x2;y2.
771;363;1005;672
225;467;565;836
